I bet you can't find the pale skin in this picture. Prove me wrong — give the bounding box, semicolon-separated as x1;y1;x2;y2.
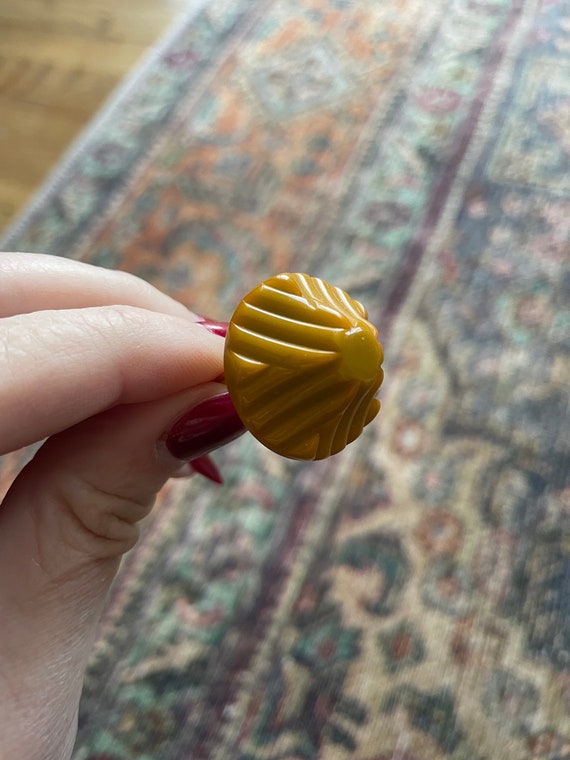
0;253;227;759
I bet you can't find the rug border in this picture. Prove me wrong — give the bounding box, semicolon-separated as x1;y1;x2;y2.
0;0;211;251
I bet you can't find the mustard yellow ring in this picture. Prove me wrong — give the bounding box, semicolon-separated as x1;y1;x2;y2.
224;273;384;460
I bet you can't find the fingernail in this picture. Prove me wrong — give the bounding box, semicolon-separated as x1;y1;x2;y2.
195;316;228;338
164;392;245;461
190;455;224;484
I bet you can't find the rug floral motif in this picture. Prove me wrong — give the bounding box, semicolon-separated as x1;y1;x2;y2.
1;0;569;758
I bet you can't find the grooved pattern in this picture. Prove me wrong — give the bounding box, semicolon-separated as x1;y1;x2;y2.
224;273;384;460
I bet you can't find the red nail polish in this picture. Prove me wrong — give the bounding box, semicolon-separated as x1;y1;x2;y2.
196;316;228;338
190;455;224;484
165;392;245;461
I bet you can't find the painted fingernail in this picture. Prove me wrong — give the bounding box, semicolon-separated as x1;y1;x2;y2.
195;316;228;338
165;392;245;461
190;455;224;484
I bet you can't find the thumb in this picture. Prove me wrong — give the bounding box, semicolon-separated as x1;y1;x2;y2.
0;382;244;760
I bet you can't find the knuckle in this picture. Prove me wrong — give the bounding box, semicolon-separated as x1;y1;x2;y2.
53;474;155;559
90;303;151;334
114;269;159;302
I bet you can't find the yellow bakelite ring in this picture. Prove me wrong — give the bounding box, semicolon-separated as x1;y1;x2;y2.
224;273;384;460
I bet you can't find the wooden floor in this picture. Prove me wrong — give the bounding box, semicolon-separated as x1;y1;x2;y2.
0;0;194;233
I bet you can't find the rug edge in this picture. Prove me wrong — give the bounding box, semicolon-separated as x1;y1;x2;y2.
0;0;211;252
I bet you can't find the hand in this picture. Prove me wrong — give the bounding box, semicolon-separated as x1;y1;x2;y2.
0;253;244;759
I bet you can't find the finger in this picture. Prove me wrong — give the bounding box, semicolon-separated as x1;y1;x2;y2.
0;305;224;453
0;252;196;320
0;381;243;760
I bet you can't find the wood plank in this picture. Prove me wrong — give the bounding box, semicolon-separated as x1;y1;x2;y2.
0;29;149;77
0;57;117;114
0;181;31;233
0;95;86;147
0;0;190;45
0;0;193;232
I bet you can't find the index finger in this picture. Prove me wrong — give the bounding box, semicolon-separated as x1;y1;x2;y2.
0;305;224;455
0;252;196;321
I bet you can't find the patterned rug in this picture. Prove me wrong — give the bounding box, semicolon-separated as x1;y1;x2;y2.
1;0;569;757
